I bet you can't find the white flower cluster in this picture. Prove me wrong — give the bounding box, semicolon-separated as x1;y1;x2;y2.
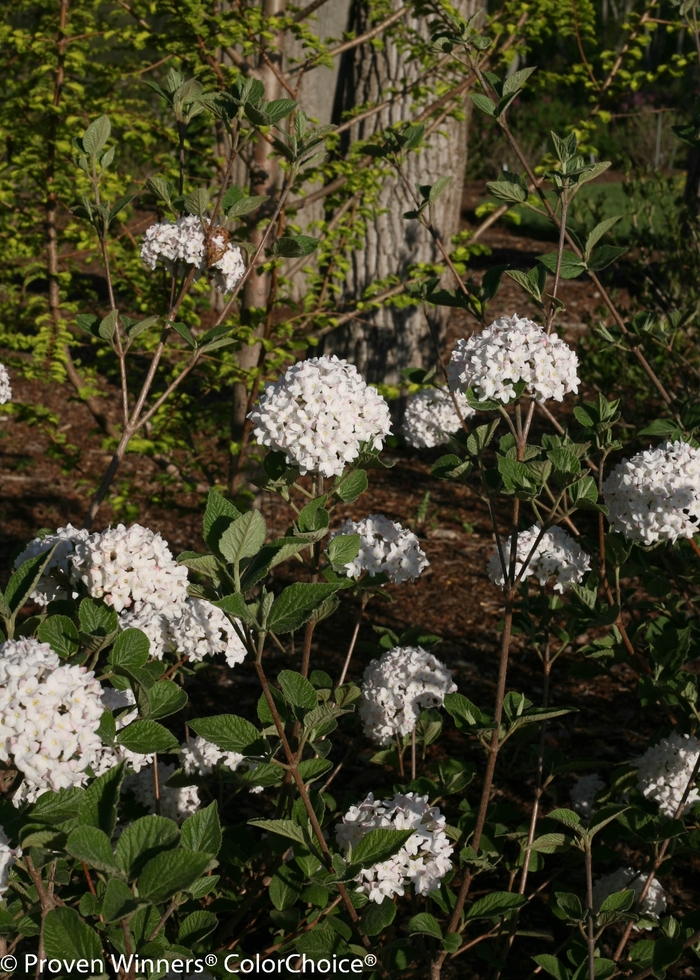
447;314;579;404
13;524;89;605
123;761;200;823
487;523;591;593
602;441;700;546
141;215;246;294
71;523;189;615
0;638;104;803
592;868;666;924
336;792;453;903
121;597;247;666
0;827;20;897
0;364;11;405
635;732;700;818
571;773;605;819
248;355;392;478
180;736;244;776
329;514;429;585
402;388;473;449
359;646;456;746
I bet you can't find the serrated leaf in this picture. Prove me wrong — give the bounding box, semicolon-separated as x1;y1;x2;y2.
248;818;309;846
272;235;320;257
267;583;341;634
408;912;442;939
466;891;527;919
138;849;212;904
278;670;317;710
37;615;79;658
537;250;586;279
219;510;267;565
102;878;144;923
350;828;414;868
66;826;120;875
189;714;262;754
117;720;179;754
43;908;102;964
82;115;111;157
471;93;495;116
115;815;179;880
171;321;196;348
145;680;188;720
181;801;221;857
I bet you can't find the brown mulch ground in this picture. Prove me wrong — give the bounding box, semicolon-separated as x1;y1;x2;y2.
1;190;696;978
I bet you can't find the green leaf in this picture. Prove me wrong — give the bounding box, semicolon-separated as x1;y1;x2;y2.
171;321;196;348
66;826;120;875
548;808;583;830
4;545;58;615
297;759;332;782
219;510;267;565
248;818;309;846
327;534;361;569
471;93;495;116
638;418;679;437
443;932;462;953
79;597;118;637
115;815;179;880
117;720;179;754
109;628;150;667
145;680;188;720
102;878;144;923
267;583;341;634
362;897;396;936
37;615;79;658
532;954;569;980
587;244;626;272
526;833;570;853
584;215;622;257
214;594;257;627
408;912;443;939
138;850;212;904
272;235;320;257
278;670;318;710
429;175;453;203
184;187;209;216
126;314;159;341
599;889;635;913
537;250;586;279
486;172;528;204
181;802;222;857
298;495;329;533
82;115;111;157
189;714;262;754
79;763;125;836
98;308;118;343
28;787;85;826
466;891;527;920
43;907;102;964
178;910;218;946
270;866;303;911
202;489;241;554
350;829;414;869
332;469;368;503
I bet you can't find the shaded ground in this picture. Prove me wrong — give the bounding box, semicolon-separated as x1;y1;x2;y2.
0;188;697;978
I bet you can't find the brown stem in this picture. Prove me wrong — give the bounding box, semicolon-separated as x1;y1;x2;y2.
612;750;700;962
430;593;515;979
585;843;596;980
152;753;161;817
254;660;383;965
121;918;136;980
336;595;368;687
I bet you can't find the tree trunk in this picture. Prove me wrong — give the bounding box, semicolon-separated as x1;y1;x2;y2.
321;0;479;384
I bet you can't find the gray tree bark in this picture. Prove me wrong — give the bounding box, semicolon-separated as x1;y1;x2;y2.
320;0;479;384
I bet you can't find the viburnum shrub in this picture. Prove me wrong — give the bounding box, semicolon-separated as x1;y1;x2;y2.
4;10;700;980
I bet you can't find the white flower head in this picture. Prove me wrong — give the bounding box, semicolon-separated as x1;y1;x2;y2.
248;355;392;478
123;761;200;823
180;736;245;776
70;523;188;615
359;645;456;746
603;441;700;546
487;523;591;593
403;388;473;449
635;732;700;818
140;215;245;294
0;827;20;896
592;868;666;926
447;314;579;404
13;524;90;605
119;597;247;666
571;773;605;819
0;364;11;405
0;638;104;803
329;514;429;585
336;792;453;902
